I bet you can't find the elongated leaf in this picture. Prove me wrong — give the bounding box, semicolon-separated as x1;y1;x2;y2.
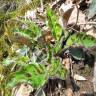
47;8;62;40
29;74;46;88
66;32;96;48
25;64;46;75
15;19;42;39
7;71;29;88
7;63;47;88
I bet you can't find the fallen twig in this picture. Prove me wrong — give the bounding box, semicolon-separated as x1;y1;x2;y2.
77;22;96;25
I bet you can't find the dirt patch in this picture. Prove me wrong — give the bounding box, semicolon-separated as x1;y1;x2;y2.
42;64;94;96
73;64;94;96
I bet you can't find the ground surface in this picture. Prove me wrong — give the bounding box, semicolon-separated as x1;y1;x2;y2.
42;64;94;96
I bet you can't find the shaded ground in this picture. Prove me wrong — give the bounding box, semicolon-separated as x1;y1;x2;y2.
42;64;94;96
73;64;94;96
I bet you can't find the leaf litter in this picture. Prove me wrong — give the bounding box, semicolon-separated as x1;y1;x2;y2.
1;0;96;96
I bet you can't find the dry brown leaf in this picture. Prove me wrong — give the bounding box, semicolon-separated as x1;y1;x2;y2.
13;33;33;49
37;7;46;22
85;25;96;38
37;29;55;45
51;0;66;10
65;88;74;96
68;6;85;25
12;83;34;96
62;58;72;70
59;3;74;27
65;0;73;4
74;74;87;81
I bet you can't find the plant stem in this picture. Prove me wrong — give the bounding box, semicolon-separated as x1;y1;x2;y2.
48;45;52;64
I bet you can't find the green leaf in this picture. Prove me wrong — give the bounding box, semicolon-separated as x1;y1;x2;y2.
49;58;67;79
58;66;67;79
29;74;46;88
14;19;42;39
47;8;62;40
7;71;28;88
54;40;62;54
0;74;4;80
17;56;29;63
2;57;14;66
69;47;85;60
8;63;47;88
25;64;46;74
66;32;96;48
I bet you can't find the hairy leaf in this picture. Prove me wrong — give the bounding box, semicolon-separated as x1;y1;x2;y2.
47;8;62;40
66;32;96;48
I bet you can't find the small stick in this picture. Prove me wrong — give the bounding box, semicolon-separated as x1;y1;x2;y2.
75;4;79;25
77;22;96;25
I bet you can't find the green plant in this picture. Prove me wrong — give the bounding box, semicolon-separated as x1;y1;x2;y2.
2;5;96;96
0;1;66;96
47;8;62;40
66;32;96;48
0;55;30;96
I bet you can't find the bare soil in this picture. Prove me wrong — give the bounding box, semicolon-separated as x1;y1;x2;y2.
42;64;94;96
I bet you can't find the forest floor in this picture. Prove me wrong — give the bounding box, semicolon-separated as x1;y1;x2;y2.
1;0;96;96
